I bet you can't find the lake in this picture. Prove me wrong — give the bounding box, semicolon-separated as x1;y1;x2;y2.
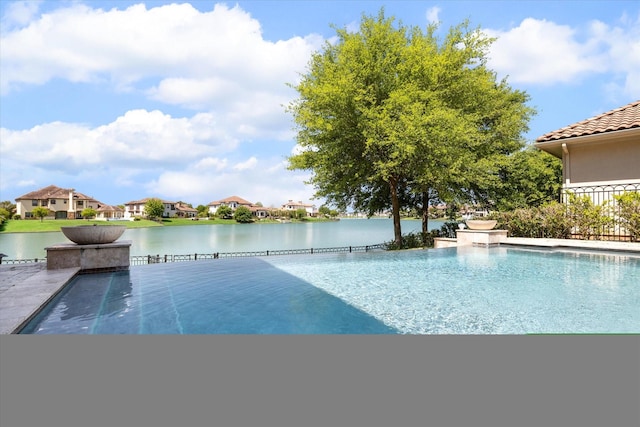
0;218;446;260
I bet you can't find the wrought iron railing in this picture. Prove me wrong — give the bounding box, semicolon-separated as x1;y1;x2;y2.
0;258;47;265
129;244;387;266
563;182;640;241
1;244;387;266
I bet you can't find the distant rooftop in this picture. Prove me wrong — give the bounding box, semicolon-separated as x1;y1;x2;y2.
536;100;640;143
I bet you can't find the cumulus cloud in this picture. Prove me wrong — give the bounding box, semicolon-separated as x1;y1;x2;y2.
0;108;314;206
0;0;41;31
426;7;440;25
0;3;321;93
233;157;258;171
0;109;237;170
485;14;640;98
145;162;315;207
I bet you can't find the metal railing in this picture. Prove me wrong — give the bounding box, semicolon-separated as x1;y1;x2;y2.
0;243;388;266
563;182;640;241
0;258;46;265
129;244;387;266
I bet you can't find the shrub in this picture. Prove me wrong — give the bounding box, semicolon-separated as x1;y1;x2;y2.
494;208;541;238
614;191;640;242
234;206;254;223
438;221;460;238
566;192;613;240
385;230;439;250
491;202;571;239
538;202;572;238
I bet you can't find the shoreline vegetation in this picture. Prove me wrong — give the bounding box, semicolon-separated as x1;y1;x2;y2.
0;216;401;234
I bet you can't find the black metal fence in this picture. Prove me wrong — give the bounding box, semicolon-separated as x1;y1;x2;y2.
0;258;46;265
0;244;388;266
563;182;640;241
129;244;387;266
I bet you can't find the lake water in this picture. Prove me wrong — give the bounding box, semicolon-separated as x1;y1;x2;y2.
0;218;445;260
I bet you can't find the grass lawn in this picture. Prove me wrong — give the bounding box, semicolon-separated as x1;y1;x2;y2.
0;219;161;233
1;217;332;233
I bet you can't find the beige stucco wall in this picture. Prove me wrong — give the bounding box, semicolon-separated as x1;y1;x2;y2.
565;138;640;185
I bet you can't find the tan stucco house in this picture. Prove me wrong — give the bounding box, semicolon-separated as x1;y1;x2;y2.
207;196;273;218
535;100;640;205
15;185;105;219
207;196;253;215
281;200;317;217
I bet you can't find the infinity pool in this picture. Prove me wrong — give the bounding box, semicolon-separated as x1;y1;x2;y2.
19;246;640;334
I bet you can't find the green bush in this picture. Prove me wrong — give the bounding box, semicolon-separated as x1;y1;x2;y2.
385;230;440;250
491;201;571;239
538;202;572;238
438;221;460;238
234;206;254;223
566;193;613;240
614;191;640;242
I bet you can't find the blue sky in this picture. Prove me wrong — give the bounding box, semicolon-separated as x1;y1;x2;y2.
1;1;638;208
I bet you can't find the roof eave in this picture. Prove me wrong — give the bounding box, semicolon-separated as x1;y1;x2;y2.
534;127;640;158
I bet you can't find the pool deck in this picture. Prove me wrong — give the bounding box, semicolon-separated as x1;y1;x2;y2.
1;238;639;334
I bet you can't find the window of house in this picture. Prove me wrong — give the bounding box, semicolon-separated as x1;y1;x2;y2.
32;200;38;206
25;212;33;218
77;201;84;207
50;199;56;205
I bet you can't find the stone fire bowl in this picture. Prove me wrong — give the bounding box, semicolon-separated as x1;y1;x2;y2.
465;220;498;230
61;225;126;245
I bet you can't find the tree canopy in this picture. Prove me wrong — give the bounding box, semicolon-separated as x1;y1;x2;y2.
287;9;535;244
216;205;233;219
32;206;49;222
234;206;254;223
144;198;165;220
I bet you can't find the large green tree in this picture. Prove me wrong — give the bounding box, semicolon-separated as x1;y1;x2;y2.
144;198;165;220
288;10;534;245
490;146;563;211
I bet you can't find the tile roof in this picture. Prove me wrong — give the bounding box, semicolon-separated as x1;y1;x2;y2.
96;204;124;212
536;100;640;142
15;185;94;201
124;198;176;205
208;196;253;206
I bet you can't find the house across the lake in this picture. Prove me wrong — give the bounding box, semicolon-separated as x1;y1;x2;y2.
207;196;273;218
14;185;121;220
281;200;317;217
123;198;197;219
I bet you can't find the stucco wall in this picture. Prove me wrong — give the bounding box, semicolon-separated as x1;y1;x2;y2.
566;138;640;184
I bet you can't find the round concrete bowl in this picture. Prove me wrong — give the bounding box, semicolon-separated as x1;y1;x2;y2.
465;220;497;230
61;225;126;245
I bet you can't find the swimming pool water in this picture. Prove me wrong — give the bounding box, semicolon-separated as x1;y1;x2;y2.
19;246;640;334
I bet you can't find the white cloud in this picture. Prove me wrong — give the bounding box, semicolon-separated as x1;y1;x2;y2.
233;157;258;171
144;159;316;207
426;7;440;25
0;2;321;152
0;109;238;173
485;18;602;85
485;15;640;98
0;0;41;31
0;2;322;95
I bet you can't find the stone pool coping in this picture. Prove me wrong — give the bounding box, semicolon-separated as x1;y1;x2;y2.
1;238;639;334
0;263;79;334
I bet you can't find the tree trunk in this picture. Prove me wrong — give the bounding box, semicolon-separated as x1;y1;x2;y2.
421;191;429;244
389;177;402;246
